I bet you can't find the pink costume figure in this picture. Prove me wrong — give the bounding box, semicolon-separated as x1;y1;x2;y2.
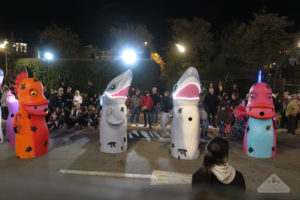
6;90;19;148
244;82;276;158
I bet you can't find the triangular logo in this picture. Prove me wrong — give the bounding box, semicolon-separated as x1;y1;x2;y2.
257;174;290;193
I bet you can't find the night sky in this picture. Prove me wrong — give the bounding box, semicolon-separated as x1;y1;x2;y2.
1;0;300;50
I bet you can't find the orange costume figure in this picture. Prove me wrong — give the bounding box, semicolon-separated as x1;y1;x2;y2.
13;69;49;158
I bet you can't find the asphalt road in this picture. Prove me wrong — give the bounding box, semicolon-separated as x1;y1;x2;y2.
0;125;299;199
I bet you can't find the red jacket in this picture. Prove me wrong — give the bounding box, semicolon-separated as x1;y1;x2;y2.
141;96;153;111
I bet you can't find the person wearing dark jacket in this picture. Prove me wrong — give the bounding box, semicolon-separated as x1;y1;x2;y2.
49;88;58;111
160;91;173;134
204;88;219;127
63;87;73;111
192;137;245;191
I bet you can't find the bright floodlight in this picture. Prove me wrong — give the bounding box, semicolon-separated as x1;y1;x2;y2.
122;49;137;64
44;52;54;60
175;43;185;53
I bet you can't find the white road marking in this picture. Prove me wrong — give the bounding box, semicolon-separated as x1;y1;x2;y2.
149;131;155;138
153;131;165;142
57;169;192;185
141;131;151;142
128;133;133;139
132;130;139;137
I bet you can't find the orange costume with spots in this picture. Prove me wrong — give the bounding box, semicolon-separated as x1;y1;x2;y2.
13;69;49;159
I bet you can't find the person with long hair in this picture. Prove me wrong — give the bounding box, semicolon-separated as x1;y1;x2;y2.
192;137;245;191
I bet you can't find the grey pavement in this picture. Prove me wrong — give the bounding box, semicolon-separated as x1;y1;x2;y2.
0;122;300;199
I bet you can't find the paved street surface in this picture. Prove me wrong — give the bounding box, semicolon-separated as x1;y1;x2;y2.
0;123;300;199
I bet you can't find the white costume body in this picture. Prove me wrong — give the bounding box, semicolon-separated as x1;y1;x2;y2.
99;70;132;153
171;67;201;160
0;70;4;144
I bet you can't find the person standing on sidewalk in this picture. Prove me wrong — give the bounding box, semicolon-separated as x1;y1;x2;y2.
204;88;219;128
130;89;142;126
150;87;161;126
160;91;172;135
141;91;153;128
286;94;298;135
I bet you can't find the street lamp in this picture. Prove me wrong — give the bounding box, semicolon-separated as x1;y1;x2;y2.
44;52;54;61
0;40;8;75
175;43;185;53
121;49;137;65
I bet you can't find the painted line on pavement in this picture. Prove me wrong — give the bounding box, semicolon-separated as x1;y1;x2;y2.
141;131;151;142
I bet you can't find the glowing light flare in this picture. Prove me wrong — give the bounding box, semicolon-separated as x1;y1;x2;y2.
0;40;8;49
175;43;185;53
258;70;262;83
121;49;137;64
44;52;54;60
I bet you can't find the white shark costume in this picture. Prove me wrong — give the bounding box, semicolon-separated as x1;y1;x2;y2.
100;70;132;153
0;69;4;144
171;67;201;160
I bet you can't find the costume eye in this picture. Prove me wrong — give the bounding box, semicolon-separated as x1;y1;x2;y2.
110;84;116;90
30;90;38;96
250;93;254;98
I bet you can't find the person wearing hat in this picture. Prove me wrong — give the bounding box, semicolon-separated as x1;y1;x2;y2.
0;84;9;119
141;90;154;128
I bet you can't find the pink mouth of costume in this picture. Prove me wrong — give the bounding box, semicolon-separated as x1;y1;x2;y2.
174;83;200;100
109;85;130;99
23;102;49;116
246;103;275;119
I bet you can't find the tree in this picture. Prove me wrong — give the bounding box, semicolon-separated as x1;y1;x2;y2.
163;17;214;88
110;24;154;56
235;12;291;78
38;24;81;58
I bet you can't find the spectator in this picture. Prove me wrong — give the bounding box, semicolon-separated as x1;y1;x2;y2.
216;81;224;98
204;88;219;128
141;90;153;128
68;105;79;128
49;88;58;111
87;80;94;98
47;111;60;130
280;92;290;128
209;82;214;89
192;137;245;191
1;85;9;119
230;83;239;97
60;81;67;93
217;105;227;137
88;106;99;129
150;87;160;125
78;106;88;129
73;90;82;108
286;94;298;135
230;93;239;110
218;93;229;110
125;94;131;124
129;87;135;97
230;100;248;143
82;93;90;107
130;89;142;125
43;87;50;100
57;88;64;108
160;91;172;135
63;87;73;111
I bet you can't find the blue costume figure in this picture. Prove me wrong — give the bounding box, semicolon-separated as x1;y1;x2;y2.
243;71;277;158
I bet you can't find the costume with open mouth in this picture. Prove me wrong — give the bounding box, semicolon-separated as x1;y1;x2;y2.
171;67;201;160
12;68;49;158
243;82;277;158
99;70;132;153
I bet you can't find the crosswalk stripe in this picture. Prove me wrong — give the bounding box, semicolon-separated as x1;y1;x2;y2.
149;131;155;139
153;131;165;142
141;131;151;142
132;130;139;137
128;133;133;139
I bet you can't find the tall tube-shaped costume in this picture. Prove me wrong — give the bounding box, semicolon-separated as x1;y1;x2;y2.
243;82;276;158
100;70;132;153
171;67;201;160
6;90;19;148
13;68;50;158
0;69;3;144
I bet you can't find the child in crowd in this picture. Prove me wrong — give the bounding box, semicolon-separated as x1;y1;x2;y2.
47;111;60;130
217;105;227;137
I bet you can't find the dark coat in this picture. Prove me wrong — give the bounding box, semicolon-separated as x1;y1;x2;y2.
161;96;173;112
192;168;245;191
204;93;219;113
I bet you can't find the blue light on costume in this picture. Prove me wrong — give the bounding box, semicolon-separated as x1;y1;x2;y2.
258;70;262;83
